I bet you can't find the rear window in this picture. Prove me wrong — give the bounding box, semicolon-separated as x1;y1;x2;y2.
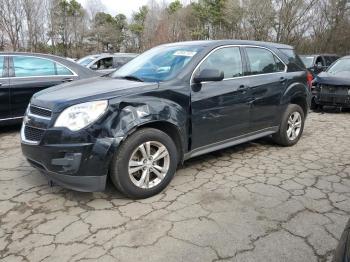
278;48;305;71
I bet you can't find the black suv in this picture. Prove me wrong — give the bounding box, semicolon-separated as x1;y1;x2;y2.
300;54;340;75
21;40;311;199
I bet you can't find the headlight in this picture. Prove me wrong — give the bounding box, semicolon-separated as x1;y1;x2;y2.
54;101;108;131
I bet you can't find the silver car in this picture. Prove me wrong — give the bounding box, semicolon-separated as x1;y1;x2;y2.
77;53;138;74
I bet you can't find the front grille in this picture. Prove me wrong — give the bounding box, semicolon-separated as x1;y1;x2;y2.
24;126;45;142
29;105;52;118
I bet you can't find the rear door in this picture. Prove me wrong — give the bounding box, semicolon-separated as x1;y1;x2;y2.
243;47;287;132
0;56;10;120
9;55;76;117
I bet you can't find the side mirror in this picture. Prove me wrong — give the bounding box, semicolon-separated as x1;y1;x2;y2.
315;63;323;70
90;64;98;70
193;69;224;83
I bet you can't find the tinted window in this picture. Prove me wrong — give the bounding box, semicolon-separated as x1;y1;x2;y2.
315;56;324;66
279;48;305;70
93;57;113;70
14;56;56;77
56;63;73;75
0;56;4;77
324;56;339;66
199;47;243;78
300;56;315;68
246;47;285;75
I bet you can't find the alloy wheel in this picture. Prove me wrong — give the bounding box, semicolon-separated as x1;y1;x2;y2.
128;141;170;189
286;112;302;141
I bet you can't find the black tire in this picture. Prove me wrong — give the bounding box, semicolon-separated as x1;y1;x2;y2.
272;104;305;147
110;128;178;199
310;97;318;110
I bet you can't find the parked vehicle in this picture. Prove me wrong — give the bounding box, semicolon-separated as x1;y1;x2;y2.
77;53;138;74
0;53;99;125
21;40;311;199
332;219;350;262
311;56;350;109
300;54;340;75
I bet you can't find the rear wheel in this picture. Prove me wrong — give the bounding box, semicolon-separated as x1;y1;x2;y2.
110;128;178;199
272;104;305;146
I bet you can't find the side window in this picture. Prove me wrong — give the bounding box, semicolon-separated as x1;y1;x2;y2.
93;57;113;70
0;56;4;77
315;56;324;67
246;47;285;75
13;56;56;77
199;47;243;78
56;63;73;75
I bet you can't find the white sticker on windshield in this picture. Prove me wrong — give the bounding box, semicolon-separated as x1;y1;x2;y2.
173;51;197;57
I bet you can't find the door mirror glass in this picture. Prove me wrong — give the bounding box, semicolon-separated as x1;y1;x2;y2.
193;69;224;83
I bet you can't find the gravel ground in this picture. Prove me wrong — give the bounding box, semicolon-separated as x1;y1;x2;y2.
0;109;349;262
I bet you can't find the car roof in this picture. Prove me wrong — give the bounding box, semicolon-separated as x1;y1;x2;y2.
162;40;293;49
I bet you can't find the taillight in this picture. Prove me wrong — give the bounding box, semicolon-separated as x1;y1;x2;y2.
306;71;313;89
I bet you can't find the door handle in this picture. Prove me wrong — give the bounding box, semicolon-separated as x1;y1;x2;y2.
280;77;287;83
238;85;249;90
62;78;74;83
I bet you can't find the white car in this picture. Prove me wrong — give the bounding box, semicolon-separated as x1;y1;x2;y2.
77;53;138;74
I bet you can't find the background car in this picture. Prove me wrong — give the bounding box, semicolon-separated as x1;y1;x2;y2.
0;52;99;125
300;54;340;75
311;55;350;110
77;53;138;74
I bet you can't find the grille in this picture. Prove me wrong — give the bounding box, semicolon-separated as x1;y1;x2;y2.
29;105;52;118
24;126;45;142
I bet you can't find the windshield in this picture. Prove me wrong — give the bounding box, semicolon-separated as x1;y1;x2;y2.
111;45;203;82
300;56;314;68
77;57;96;67
327;58;350;75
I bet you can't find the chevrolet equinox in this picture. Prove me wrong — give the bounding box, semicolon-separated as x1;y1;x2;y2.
21;40;311;199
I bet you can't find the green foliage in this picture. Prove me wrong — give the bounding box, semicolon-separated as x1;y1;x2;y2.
167;0;183;14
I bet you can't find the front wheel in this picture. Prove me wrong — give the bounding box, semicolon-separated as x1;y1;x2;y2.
110;128;178;199
272;104;305;146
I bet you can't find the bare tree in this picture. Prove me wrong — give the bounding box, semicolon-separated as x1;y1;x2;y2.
0;0;25;50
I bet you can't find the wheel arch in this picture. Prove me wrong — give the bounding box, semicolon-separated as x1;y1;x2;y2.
281;82;310;117
126;120;185;164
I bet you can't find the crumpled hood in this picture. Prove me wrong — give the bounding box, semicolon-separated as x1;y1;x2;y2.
315;72;350;86
31;76;159;112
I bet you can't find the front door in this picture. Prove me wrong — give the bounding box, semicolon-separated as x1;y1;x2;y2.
191;46;251;149
0;56;10;120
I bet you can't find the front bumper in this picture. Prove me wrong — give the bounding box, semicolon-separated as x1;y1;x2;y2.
21;134;118;192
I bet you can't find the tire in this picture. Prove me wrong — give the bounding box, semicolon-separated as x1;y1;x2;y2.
310;97;318;110
272;104;305;147
110;128;178;199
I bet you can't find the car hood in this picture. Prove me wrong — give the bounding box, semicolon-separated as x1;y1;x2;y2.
31;76;159;112
315;72;350;86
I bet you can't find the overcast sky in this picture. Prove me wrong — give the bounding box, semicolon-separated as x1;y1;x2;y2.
77;0;192;18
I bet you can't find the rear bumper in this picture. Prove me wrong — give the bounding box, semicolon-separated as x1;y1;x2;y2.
21;136;118;192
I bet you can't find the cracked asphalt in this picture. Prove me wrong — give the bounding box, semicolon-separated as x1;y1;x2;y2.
0;110;349;262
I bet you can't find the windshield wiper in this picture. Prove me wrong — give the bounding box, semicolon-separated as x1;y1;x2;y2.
119;75;144;82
